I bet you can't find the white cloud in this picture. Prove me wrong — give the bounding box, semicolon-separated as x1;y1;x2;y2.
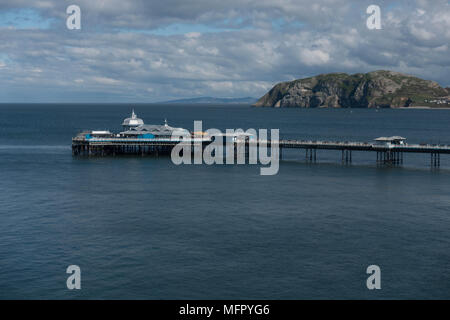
185;32;201;38
206;81;233;90
409;25;435;41
92;76;121;85
299;49;330;66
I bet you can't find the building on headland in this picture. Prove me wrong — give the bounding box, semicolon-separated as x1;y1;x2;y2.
424;98;450;105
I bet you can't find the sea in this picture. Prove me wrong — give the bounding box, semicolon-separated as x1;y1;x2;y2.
1;103;450;299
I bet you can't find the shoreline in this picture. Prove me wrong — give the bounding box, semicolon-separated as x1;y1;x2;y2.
398;106;450;110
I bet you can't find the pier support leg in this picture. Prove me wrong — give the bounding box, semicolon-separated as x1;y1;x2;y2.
431;153;440;167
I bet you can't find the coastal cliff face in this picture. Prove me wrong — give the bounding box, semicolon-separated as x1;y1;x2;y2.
254;71;449;108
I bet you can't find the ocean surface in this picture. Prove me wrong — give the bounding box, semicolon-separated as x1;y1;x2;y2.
1;103;450;299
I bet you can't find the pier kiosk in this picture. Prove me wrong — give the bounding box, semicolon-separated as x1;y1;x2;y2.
374;136;406;147
373;136;406;164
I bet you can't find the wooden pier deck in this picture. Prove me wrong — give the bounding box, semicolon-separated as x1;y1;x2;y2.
72;136;450;167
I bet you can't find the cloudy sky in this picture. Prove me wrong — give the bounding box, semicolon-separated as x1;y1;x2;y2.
0;0;449;102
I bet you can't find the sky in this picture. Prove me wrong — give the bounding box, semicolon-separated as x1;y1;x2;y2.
0;0;449;103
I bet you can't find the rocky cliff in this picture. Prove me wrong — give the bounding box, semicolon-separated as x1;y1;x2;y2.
254;71;449;108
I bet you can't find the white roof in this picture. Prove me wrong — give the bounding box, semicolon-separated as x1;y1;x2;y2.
122;110;144;126
121;119;189;136
375;136;406;142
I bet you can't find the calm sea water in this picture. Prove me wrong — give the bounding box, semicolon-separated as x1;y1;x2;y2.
1;103;450;299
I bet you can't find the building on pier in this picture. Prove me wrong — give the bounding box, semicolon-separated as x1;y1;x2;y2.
120;111;189;139
84;130;112;139
374;136;406;147
76;110;191;140
120;118;190;139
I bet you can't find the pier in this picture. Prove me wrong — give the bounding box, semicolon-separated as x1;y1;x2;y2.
72;136;450;167
72;112;450;167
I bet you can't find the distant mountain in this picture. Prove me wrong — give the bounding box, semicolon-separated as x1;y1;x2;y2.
254;70;450;108
159;96;257;104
